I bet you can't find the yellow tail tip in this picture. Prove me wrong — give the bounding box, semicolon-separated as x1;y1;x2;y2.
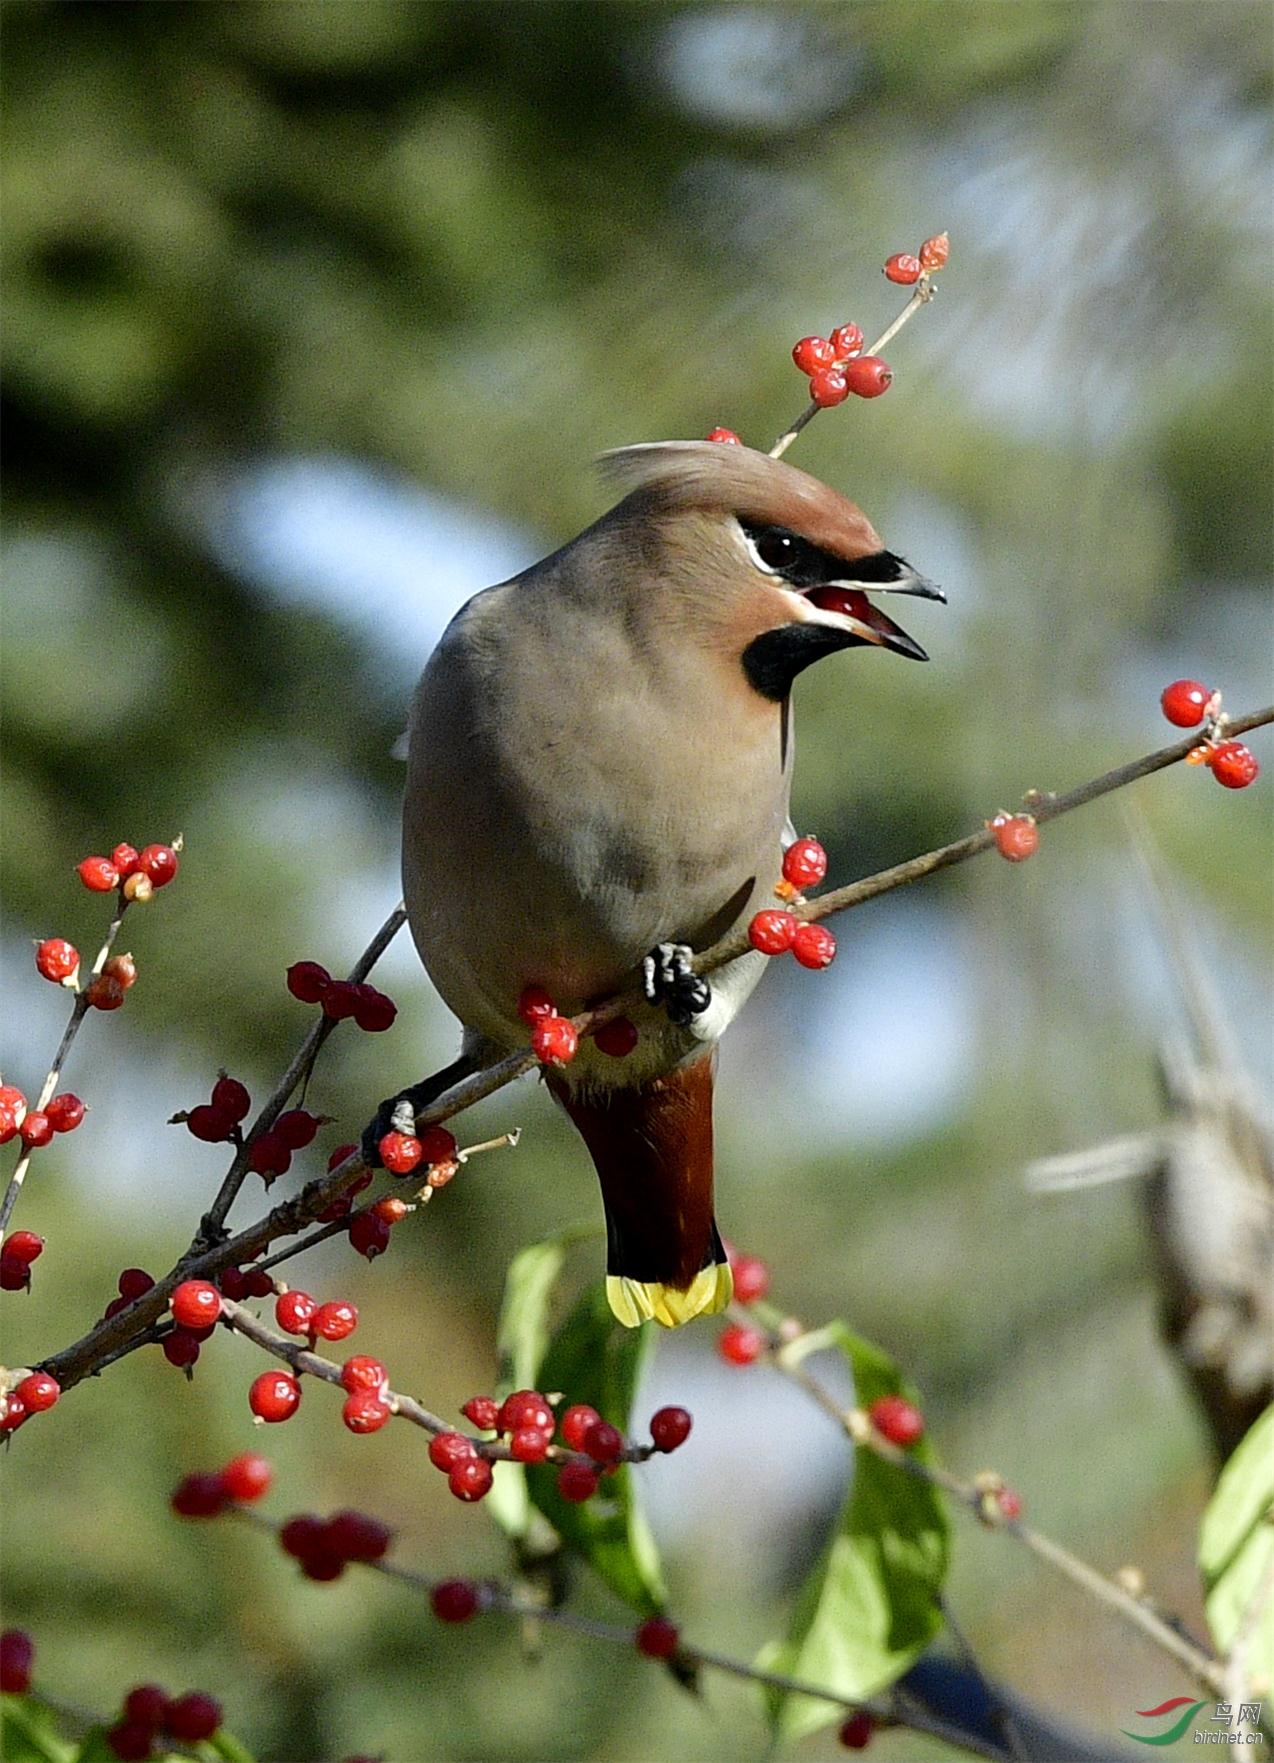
606;1262;733;1329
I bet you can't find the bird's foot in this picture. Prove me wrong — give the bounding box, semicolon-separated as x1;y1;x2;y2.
359;1052;479;1167
642;942;711;1028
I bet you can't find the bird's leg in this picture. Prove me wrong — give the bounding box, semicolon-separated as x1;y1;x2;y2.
359;1052;480;1166
642;942;712;1028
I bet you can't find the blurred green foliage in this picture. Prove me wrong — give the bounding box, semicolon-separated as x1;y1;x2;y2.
2;3;1270;1759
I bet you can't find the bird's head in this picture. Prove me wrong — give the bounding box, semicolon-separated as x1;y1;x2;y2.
599;440;943;699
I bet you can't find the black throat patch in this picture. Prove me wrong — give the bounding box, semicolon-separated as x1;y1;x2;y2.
741;623;863;701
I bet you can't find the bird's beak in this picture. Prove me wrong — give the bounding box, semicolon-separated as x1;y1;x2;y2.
867;566;946;604
801;583;931;662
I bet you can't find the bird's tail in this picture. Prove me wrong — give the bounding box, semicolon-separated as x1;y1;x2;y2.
547;1053;733;1328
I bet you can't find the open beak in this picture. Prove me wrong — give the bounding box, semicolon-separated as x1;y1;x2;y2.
802;583;932;662
867;566;945;604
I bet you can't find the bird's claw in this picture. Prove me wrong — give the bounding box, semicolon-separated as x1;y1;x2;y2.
359;1094;418;1167
642;942;711;1028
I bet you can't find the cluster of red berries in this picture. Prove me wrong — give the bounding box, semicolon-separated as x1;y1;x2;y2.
253;1287;374;1428
278;1507;392;1582
883;232;949;285
0;1228;44;1292
171;1450;273;1517
1;1366;60;1433
748;838;837;969
104;1686;223;1759
1;1627;34;1693
791;323;890;408
1161;680;1260;789
77;841;178;904
0;1083;85;1152
286;961;397;1031
516;985;582;1065
82;951;139;1012
146;1264;274;1369
988;813;1039;863
180;1073;252;1144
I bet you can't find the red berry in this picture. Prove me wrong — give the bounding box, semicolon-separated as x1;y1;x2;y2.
371;1195;409;1226
122;1684;169;1727
919;232;950;271
249;1370;301;1423
118;1267;154;1301
274;1108;317;1150
85;974;126;1010
839;1710;874;1749
1;1390;28;1431
287;960;331;1003
461;1395;500;1431
343;1390;392;1434
163;1691;221;1741
171;1471;229;1518
431;1578;480;1623
327;1143;359;1172
0;1085;27;1116
1210;740;1259;789
730;1254;770;1304
18;1112;52;1149
649;1406;693;1453
560;1403;602;1452
243;1265;274;1298
0;1257;29;1292
0;1107;18;1147
510;1426;552;1463
583;1420;624;1465
162;1329;202;1370
210;1076;251;1122
219;1451;272;1502
868;1394;925;1447
428;1431;477;1473
218;1266;249;1302
324;1509;392;1561
594;1015;638;1058
299;1548;345;1581
279;1514;327;1559
792;922;837;969
792;335;836;376
843;355;893;398
378;1131;422;1175
353;987;397;1032
275;1289;317;1335
809;368;849;408
448;1457;494;1502
6;1230;42;1264
171;1280;222;1330
749;909;797;955
340;1356;388;1394
499;1389;554;1435
137;844;178;889
106;1718;155;1759
0;1628;33;1694
516;983;556;1024
531;1013;578;1065
996;1486;1024;1521
783;837;828;890
634;1616;680;1660
884;252;922;284
556;1461;599;1503
991;813;1039;862
830;322;864;360
186;1104;235;1144
103;953;137;990
248;1131;292;1177
1159;678;1210;727
705;427;742;444
111;843;141;877
35;938;79;984
14;1372;59;1413
418;1125;458;1166
45;1093;85;1134
322;981;361;1021
718;1322;765;1366
312;1299;358;1342
77;855;119;892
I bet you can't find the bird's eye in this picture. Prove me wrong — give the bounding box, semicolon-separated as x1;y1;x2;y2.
754;531;794;570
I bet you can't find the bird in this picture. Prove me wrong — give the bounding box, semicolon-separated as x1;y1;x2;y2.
368;439;941;1328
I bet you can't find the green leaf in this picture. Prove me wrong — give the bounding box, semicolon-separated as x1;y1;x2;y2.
1199;1403;1274;1664
524;1282;666;1615
204;1727;258;1763
485;1229;582;1543
1;1696;77;1763
68;1733;119;1763
757;1322;949;1746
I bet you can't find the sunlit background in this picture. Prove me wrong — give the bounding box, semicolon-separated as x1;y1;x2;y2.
2;4;1271;1759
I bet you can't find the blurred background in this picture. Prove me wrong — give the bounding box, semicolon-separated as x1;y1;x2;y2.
2;3;1271;1758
